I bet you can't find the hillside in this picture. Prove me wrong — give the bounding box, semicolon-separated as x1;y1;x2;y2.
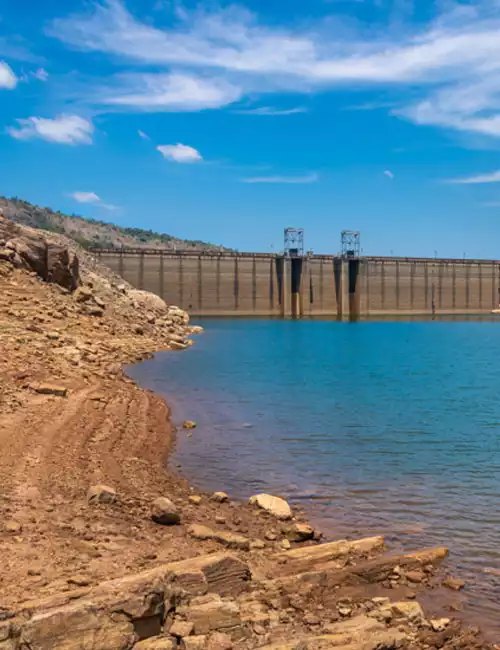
0;196;227;252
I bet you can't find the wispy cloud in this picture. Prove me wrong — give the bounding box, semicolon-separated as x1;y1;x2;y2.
444;170;500;184
8;115;94;145
138;129;151;140
0;61;17;89
157;143;202;163
481;201;500;207
242;173;318;184
31;68;49;82
384;170;394;179
69;191;118;210
234;106;307;116
45;0;500;139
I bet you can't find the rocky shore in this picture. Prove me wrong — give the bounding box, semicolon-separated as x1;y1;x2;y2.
0;215;494;650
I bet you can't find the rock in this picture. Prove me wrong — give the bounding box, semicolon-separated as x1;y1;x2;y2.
303;613;321;625
207;631;233;650
86;306;104;317
431;618;450;632
74;286;93;303
215;516;226;525
128;289;168;313
211;492;229;503
189;495;202;505
442;576;465;591
29;383;68;397
169;620;194;637
285;523;314;542
264;531;277;541
188;524;250;551
184;636;207;650
183;421;197;430
177;596;240;635
249;494;292;520
338;606;353;617
87;484;116;505
46;244;79;291
406;570;425;583
5;520;22;534
151;497;180;525
281;539;291;550
169;340;187;351
134;637;175;649
250;540;265;550
371;597;390;606
391;601;425;623
190;326;204;334
276;536;385;573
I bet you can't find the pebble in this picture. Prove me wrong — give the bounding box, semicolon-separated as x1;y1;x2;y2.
443;576;465;591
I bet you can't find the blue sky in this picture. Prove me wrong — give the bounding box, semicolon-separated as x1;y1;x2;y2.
3;0;500;256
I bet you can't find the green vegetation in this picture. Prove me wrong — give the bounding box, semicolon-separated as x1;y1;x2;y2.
1;196;228;252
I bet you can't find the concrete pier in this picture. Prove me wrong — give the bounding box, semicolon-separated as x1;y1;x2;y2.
91;249;500;319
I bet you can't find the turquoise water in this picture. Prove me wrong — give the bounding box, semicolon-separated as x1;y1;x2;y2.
129;319;500;634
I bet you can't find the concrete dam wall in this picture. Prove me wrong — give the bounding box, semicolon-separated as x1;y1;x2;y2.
93;249;500;318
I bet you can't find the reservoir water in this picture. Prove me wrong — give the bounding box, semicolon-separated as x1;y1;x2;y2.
128;319;500;636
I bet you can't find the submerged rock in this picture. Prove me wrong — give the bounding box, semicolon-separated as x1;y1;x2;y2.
182;420;197;430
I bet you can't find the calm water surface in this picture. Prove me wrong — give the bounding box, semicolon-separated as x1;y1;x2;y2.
129;319;500;635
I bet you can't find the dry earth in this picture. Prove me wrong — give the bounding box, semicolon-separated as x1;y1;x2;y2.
0;215;495;650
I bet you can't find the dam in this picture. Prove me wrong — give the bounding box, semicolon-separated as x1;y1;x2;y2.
91;248;500;319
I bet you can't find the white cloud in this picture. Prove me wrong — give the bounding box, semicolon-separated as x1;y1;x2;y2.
444;170;500;184
8;114;94;144
46;0;500;139
102;72;242;112
242;173;318;184
384;170;394;179
70;191;101;204
69;191;118;210
0;61;17;89
234;106;307;115
157;143;202;163
138;129;150;140
481;201;500;207
31;68;49;82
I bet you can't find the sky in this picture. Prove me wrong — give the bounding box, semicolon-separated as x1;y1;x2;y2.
4;1;500;256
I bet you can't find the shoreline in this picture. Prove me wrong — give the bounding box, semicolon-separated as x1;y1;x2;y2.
0;216;495;649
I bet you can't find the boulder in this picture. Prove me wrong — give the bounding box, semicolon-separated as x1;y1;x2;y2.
177;596;240;635
151;497;180;525
182;421;197;430
249;494;292;520
165;553;250;597
189;496;202;505
87;485;116;506
74;286;93;303
46;244;79;291
169;620;194;638
211;492;229;503
285;523;315;542
187;524;250;551
430;618;450;632
391;601;425;623
20;603;135;650
128;289;168;313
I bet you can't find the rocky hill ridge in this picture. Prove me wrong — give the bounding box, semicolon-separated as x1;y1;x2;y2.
0;196;228;252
